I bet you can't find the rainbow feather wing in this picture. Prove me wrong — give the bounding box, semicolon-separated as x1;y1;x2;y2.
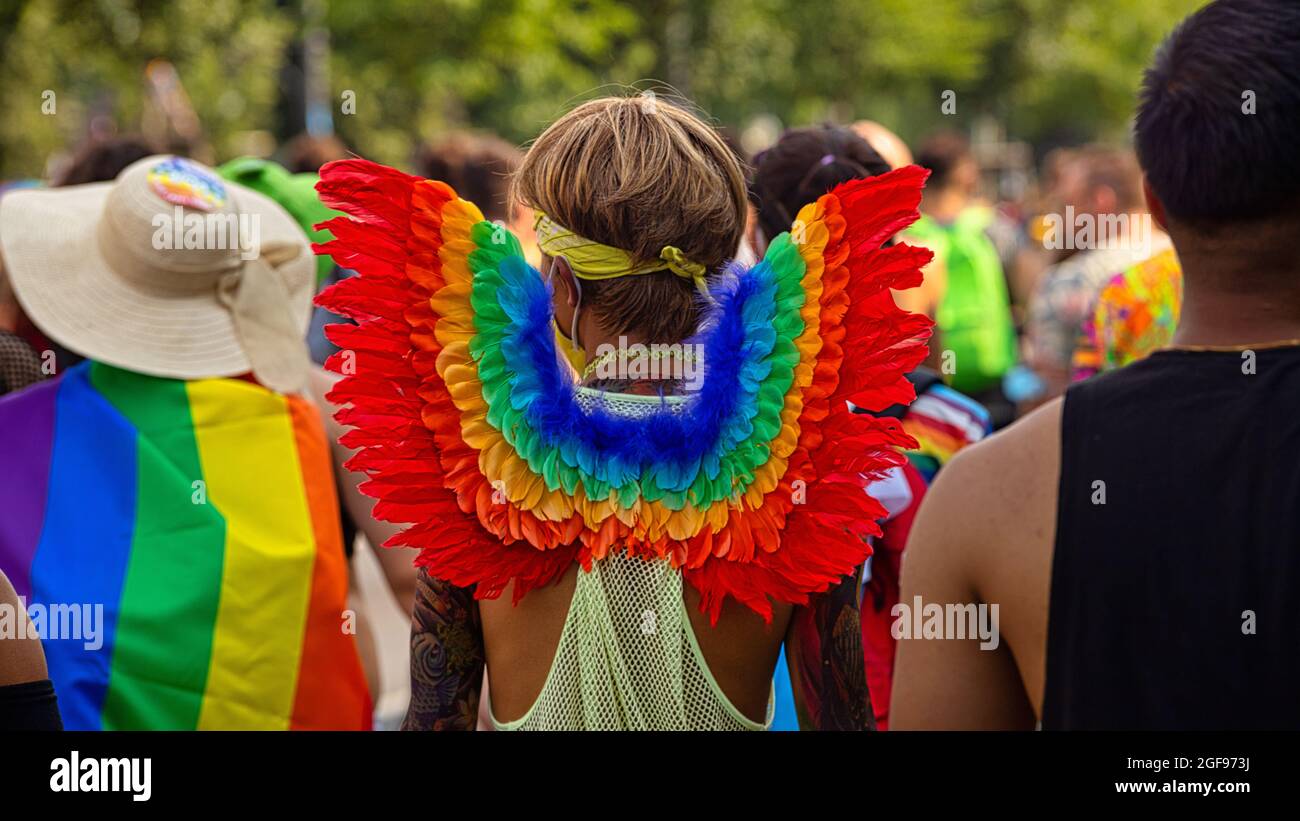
314;159;933;621
679;167;935;617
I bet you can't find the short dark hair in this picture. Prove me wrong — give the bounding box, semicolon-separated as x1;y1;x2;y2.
751;125;891;242
914;130;972;191
1135;0;1300;224
418;132;522;224
54;136;156;186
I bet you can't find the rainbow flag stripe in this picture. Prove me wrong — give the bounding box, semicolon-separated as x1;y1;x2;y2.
900;383;992;482
0;362;371;730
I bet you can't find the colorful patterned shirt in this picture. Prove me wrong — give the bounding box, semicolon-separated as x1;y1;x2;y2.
1071;248;1182;381
1025;244;1162;377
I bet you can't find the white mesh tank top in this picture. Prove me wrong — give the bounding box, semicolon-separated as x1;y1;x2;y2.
488;389;775;731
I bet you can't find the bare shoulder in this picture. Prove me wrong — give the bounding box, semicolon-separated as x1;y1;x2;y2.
911;398;1061;569
0;569;49;686
943;396;1060;522
900;396;1063;717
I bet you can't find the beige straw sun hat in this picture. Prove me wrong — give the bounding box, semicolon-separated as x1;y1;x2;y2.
0;155;315;393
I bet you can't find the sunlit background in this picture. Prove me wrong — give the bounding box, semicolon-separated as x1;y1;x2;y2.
2;0;1202;185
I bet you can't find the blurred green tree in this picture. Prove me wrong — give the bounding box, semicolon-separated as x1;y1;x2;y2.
0;0;293;177
325;0;655;164
0;0;1207;179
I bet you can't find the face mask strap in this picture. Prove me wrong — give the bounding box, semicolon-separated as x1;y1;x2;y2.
569;274;583;350
548;255;585;350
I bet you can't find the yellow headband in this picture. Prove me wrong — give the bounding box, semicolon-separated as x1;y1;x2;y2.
533;211;708;290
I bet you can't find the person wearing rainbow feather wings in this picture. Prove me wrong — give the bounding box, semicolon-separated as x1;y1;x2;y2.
316;96;934;730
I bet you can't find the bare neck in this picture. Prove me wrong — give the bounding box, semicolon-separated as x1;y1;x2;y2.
1172;254;1300;348
577;318;687;396
578;323;650;362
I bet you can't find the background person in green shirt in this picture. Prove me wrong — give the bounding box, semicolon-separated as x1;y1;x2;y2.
905;132;1018;426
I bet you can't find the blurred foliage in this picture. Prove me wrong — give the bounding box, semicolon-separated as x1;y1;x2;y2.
0;0;293;176
0;0;1205;178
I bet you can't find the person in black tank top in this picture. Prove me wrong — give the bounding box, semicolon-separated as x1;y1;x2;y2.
0;569;61;731
891;0;1300;730
1045;346;1300;728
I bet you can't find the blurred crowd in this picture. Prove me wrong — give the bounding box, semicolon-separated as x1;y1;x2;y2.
0;117;1183;730
0;0;1295;733
0;118;1178;420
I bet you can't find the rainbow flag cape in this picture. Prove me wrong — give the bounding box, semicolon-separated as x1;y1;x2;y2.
0;361;371;730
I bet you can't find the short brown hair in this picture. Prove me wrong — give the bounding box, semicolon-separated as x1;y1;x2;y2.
418;132;523;223
53;136;156;186
915;130;973;190
283;133;349;173
1076;145;1144;213
512;95;747;343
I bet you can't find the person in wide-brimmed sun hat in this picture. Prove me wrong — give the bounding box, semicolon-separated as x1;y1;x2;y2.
0;155;370;731
0;154;315;392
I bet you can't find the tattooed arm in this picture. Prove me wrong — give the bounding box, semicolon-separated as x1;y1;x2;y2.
401;568;485;731
785;571;875;731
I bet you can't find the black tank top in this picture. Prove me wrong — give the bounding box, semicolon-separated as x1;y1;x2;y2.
1044;345;1300;729
0;679;61;731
